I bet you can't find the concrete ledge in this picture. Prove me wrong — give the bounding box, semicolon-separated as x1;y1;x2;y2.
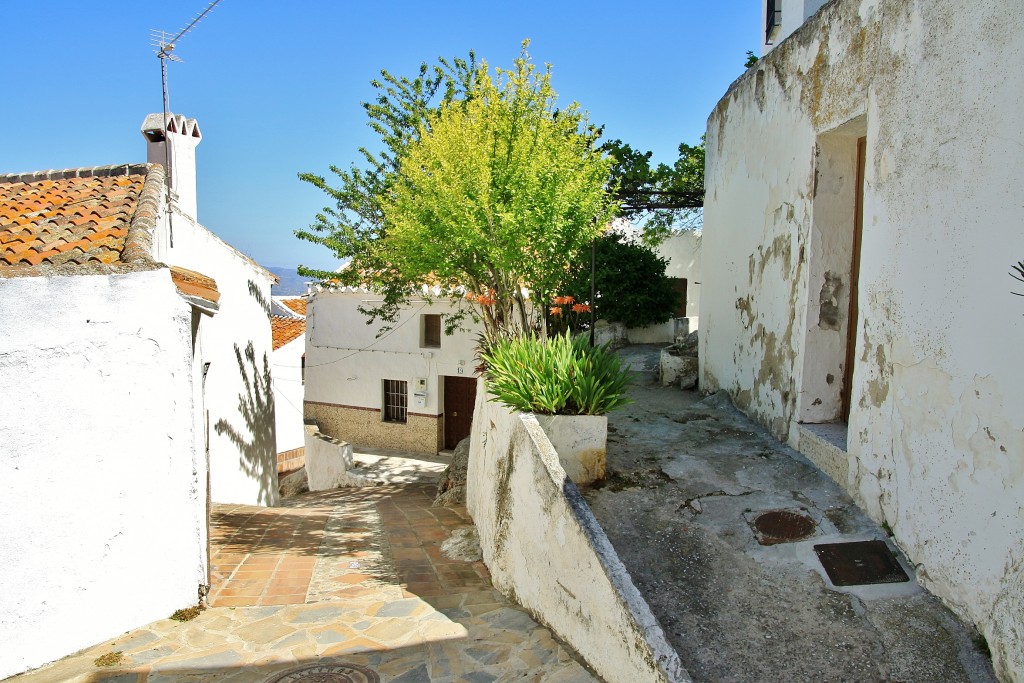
796;423;850;488
467;379;688;683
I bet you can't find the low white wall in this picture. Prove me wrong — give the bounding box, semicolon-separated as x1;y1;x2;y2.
593;319;693;347
303;424;355;491
0;270;206;679
467;382;688;683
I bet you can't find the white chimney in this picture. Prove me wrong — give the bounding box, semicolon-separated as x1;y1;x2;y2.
141;113;202;223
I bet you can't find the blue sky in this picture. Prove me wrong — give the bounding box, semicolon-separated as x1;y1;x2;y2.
2;1;758;270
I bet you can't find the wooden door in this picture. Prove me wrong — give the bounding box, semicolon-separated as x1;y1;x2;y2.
444;376;477;449
841;137;867;422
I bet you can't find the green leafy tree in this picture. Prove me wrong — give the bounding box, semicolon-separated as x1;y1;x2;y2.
602;137;705;244
295;53;479;328
557;232;680;330
317;44;617;338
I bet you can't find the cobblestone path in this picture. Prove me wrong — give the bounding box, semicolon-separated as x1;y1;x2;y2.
9;477;594;683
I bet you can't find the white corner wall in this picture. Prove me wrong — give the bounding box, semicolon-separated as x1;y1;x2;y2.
168;216;278;506
272;334;306;455
467;382;688;683
657;230;702;319
702;1;1024;679
0;270;206;679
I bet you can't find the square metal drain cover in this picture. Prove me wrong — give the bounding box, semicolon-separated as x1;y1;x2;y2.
813;540;910;586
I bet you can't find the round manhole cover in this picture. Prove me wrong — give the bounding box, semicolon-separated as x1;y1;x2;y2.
753;509;816;545
266;663;380;683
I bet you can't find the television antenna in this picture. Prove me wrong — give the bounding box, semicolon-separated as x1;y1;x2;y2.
150;0;224;243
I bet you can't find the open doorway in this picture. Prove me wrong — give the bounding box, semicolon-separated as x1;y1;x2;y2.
797;117;867;435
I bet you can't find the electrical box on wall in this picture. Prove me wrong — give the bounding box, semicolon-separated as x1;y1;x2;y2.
413;377;428;407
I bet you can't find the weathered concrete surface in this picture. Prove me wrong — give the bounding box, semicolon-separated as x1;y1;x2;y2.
535;414;608;484
702;2;1024;677
467;377;688;683
585;356;997;683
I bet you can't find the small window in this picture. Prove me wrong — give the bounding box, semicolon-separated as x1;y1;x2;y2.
422;314;442;348
383;379;408;423
765;0;781;44
301;353;306;385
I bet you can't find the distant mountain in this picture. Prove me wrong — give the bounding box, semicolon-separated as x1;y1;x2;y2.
267;267;311;296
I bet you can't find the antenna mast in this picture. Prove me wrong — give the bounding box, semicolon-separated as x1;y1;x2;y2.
151;0;224;245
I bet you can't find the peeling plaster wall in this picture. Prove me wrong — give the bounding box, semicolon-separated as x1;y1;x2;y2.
0;271;206;680
304;290;480;453
466;381;688;683
169;216;278;506
702;1;1024;678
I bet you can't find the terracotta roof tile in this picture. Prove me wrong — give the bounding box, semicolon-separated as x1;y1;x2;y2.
0;164;158;271
280;298;307;316
170;266;220;307
271;315;305;350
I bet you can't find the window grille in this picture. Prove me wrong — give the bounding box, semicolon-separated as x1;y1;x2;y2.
383;379;408;423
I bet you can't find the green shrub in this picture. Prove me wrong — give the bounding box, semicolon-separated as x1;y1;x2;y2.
480;333;632;415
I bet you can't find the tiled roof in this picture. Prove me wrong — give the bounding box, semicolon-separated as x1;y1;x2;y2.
0;164;162;272
272;315;305;350
171;266;220;308
280;298;307;316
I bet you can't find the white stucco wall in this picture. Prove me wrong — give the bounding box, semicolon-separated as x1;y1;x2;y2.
467;384;688;683
304;289;481;452
762;0;831;54
272;333;306;455
656;230;702;319
0;270;207;680
702;1;1024;678
167;215;278;506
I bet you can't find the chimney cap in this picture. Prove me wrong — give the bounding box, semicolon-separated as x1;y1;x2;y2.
140;113;202;142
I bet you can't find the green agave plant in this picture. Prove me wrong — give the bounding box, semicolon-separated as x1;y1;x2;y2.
479;333;632;415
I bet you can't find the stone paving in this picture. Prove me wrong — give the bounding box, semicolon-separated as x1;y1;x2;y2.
8;456;595;683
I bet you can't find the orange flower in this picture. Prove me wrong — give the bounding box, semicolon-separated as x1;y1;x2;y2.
552;295;575;306
571;303;591;314
549;306;563;316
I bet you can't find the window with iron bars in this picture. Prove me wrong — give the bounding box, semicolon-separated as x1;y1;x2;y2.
382;379;408;423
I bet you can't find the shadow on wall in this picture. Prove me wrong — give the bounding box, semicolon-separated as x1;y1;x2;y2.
215;341;278;505
248;278;271;317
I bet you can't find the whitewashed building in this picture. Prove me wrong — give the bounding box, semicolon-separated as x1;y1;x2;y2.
656;229;702;326
304;289;481;454
271;296;308;473
141;114;279;506
0;114;277;678
701;0;1023;679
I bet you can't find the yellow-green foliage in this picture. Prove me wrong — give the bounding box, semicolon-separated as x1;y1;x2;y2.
481;333;631;415
380;43;618;337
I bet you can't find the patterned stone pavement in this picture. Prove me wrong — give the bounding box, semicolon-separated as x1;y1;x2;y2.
8;459;595;683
